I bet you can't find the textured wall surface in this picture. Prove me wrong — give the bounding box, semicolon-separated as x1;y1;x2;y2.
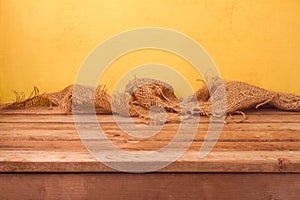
1;0;299;102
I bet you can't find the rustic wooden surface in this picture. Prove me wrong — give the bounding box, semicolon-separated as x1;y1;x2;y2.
0;107;300;173
1;107;300;199
1;173;300;200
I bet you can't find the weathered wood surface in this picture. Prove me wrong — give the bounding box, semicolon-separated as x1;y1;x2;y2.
1;173;299;200
0;107;300;172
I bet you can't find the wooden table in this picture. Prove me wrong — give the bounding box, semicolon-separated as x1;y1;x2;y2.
0;107;300;199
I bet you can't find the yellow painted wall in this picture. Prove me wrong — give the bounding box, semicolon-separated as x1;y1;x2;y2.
1;0;300;103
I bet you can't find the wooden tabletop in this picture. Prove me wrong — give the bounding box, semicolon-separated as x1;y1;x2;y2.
1;107;300;173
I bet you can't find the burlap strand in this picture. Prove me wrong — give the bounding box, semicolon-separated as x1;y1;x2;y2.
1;78;300;124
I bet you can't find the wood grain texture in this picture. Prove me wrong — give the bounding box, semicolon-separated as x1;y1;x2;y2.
0;107;300;172
0;173;300;200
1;108;300;199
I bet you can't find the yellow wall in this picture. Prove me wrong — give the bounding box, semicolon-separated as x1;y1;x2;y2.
1;0;300;102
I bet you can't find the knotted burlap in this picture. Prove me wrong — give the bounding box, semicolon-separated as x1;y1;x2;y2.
112;78;181;124
1;78;300;124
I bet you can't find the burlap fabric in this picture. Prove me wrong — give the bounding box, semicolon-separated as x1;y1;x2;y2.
113;78;181;124
1;78;300;124
0;85;111;113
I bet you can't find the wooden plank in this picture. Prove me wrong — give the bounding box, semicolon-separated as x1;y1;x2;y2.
1;129;300;142
0;151;299;172
1;121;300;132
1;107;299;115
1;140;300;152
0;173;300;200
1;111;300;123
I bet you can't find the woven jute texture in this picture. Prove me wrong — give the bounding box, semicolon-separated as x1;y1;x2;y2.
0;84;112;113
113;78;181;124
1;78;300;124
